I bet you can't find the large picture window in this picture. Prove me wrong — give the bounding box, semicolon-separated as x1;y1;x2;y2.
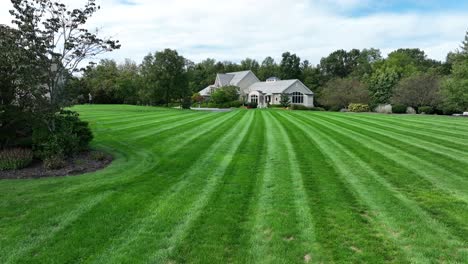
292;92;304;104
251;95;258;103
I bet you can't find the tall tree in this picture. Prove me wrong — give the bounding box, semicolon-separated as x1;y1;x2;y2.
442;59;468;112
9;0;120;107
319;78;370;109
240;58;259;74
368;67;400;106
142;49;189;106
280;52;302;80
319;49;362;79
461;29;468;53
392;73;442;108
258;56;279;80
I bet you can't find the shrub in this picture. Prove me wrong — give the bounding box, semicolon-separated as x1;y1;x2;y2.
279;93;290;107
43;154;66;170
392;104;407;114
442;105;461;115
269;104;284;108
348;103;370;112
310;107;326;111
228;100;243;108
329;106;342;112
211;86;239;104
33;110;93;160
291;104;309;110
418;106;434;114
0;148;33;170
181;96;192;109
246;102;257;109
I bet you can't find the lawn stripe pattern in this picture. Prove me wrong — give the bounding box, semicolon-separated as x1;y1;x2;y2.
0;105;466;263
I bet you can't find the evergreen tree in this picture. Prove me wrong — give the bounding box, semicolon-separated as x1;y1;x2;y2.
461;29;468;53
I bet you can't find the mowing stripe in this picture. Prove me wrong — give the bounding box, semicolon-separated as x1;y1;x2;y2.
89;111;254;263
330;113;468;157
272;111;406;262
312;113;468;178
297;112;468;200
290;112;468;241
265;111;320;261
277;111;466;263
246;110;312;263
2;192;112;264
345;113;468;138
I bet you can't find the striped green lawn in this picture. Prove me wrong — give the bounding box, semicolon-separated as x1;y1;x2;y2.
1;104;467;263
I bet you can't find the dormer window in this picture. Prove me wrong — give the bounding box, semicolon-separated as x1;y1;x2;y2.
266;77;280;83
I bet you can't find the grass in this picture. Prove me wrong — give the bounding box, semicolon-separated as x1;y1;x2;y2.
0;104;467;263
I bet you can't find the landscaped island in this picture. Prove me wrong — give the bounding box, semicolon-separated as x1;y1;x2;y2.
1;105;466;263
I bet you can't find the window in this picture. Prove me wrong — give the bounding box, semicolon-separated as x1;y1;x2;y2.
292;92;304;104
251;95;258;103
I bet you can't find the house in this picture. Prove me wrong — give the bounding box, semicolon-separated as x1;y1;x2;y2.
199;70;314;108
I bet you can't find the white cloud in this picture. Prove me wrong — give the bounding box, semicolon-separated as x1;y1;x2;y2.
0;0;466;65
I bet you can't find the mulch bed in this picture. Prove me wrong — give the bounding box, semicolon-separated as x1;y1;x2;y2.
0;151;112;180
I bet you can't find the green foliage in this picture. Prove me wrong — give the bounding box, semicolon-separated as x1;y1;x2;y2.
319;78;370;109
368;68;400;106
461;29;468;53
210;86;240;105
392;104;407;114
290;104;309;110
181;97;192;109
0;148;33;170
140;49;189;106
348;103;370;112
240;58;260;74
33;110;93;160
280;52;301;79
43;154;66;170
246;102;258;109
9;0;120;107
441;59;468;112
280;93;291;107
418;106;434;114
392;73;442;108
258;57;279;80
310;107;326;111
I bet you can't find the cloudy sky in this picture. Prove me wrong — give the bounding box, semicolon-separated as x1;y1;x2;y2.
1;0;467;65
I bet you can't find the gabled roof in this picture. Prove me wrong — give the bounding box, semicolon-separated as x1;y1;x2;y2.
248;80;296;94
248;80;314;95
199;85;215;96
216;74;234;86
226;70;254;86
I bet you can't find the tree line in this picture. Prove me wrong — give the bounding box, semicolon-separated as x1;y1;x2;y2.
68;32;468;114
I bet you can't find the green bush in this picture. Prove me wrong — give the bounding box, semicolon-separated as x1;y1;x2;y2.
329;106;342;112
33;110;93;160
43;154;66;170
348;103;370;112
246;102;257;109
441;105;461;115
0;148;33;170
310;107;326;111
392;104;407;114
181;96;192;109
269;104;284;108
418;106;434;114
291;104;309;110
211;86;239;105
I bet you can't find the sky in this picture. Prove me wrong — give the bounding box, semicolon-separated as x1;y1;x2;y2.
0;0;467;65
